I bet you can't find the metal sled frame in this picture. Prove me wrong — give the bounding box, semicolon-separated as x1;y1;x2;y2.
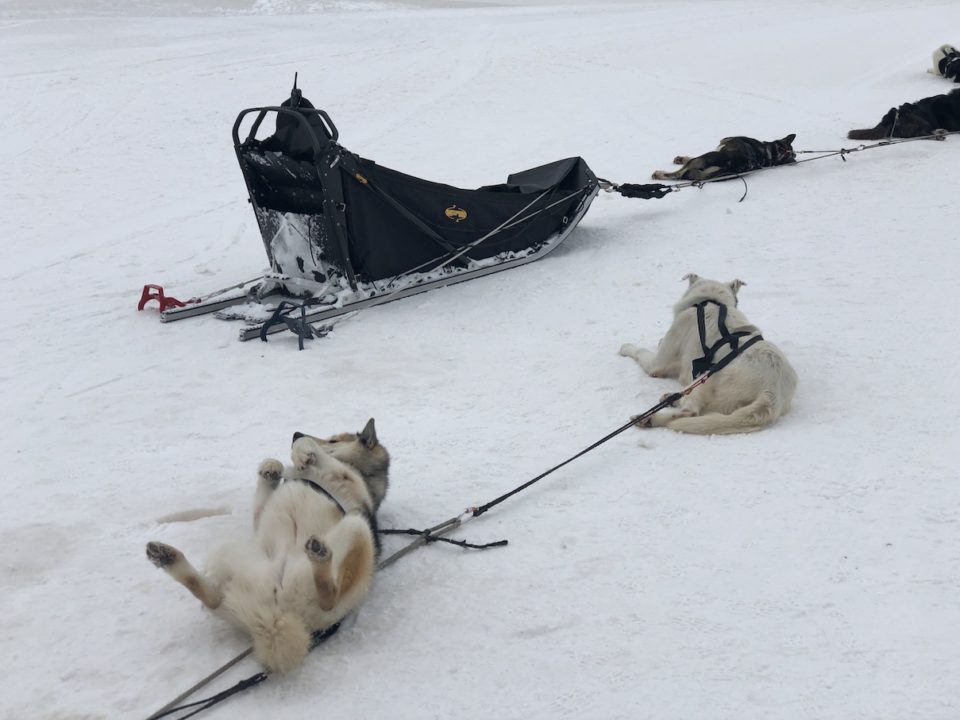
159;105;599;336
238;185;596;341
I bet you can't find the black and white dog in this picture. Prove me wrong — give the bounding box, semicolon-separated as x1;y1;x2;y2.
651;134;797;182
847;88;960;140
930;44;960;82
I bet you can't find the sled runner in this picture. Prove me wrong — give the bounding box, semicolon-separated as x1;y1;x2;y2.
157;80;598;343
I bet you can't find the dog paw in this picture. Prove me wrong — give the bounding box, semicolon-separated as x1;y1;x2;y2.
146;541;181;568
673;155;690;165
257;459;283;487
292;441;319;470
660;392;679;406
631;414;653;429
305;536;330;561
619;343;637;357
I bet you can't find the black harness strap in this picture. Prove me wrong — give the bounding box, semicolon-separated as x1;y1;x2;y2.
704;333;764;376
289;478;384;555
691;300;764;378
151;623;342;719
290;477;346;515
149;673;269;720
939;51;960;81
309;621;342;649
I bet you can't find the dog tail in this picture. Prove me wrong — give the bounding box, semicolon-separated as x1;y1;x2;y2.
238;603;311;673
663;390;782;435
847;126;888;140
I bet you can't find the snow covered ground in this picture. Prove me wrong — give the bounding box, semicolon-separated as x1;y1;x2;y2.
2;1;959;718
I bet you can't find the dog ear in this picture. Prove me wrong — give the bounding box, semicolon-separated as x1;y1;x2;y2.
781;133;796;146
359;418;378;448
682;273;700;286
729;279;746;296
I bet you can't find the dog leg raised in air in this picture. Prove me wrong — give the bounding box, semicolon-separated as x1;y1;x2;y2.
254;458;283;530
305;536;338;611
305;515;376;612
145;541;223;609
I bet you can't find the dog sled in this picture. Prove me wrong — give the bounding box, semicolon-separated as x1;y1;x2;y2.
152;80;598;344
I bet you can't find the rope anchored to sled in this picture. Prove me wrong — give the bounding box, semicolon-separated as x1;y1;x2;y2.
600;129;959;202
596;179;674;199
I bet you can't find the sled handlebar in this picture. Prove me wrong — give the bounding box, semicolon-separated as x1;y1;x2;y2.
232;105;339;153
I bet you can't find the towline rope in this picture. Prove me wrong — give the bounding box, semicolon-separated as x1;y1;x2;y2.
598;129;959;201
142;129;937;714
146;352;755;719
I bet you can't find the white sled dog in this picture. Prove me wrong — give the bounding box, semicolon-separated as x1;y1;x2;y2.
929;43;959;78
146;419;389;673
619;275;797;434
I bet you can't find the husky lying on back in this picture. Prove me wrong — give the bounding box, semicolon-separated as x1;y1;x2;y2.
847;88;960;139
929;44;960;82
619;275;797;435
651;134;796;182
146;419;389;673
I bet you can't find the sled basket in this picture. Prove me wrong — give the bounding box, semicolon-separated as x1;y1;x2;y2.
232;87;598;293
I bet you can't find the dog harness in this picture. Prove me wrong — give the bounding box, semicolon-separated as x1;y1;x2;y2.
691;300;764;378
288;476;382;555
290;476;346;515
939;51;960;81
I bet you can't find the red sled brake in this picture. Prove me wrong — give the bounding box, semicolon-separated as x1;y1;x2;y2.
138;284;195;313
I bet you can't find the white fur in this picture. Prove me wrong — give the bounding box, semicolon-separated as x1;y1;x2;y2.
619;274;797;434
147;438;377;673
930;44;959;75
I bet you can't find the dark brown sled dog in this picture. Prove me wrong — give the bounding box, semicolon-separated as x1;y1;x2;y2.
651;135;797;182
848;88;960;140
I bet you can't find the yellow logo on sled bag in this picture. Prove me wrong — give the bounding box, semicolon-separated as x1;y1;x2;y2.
445;205;468;223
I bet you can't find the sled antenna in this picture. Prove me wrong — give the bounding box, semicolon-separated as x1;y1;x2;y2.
290;72;302;108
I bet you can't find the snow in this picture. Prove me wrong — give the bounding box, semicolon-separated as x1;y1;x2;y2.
2;1;959;718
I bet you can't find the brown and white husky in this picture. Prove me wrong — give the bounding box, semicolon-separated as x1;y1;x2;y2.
145;419;389;673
